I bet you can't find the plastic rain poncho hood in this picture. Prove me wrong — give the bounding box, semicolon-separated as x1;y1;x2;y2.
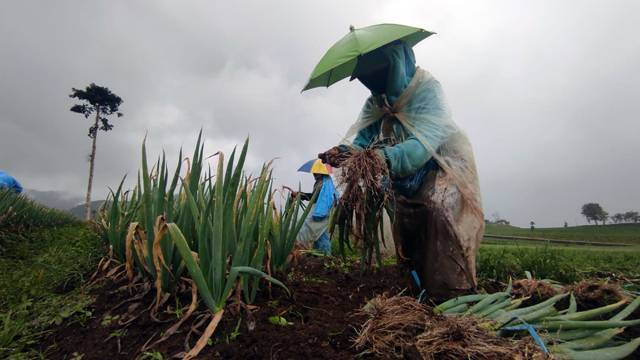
351;40;417;105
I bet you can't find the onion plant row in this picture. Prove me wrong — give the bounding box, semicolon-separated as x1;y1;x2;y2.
97;133;311;358
0;189;79;237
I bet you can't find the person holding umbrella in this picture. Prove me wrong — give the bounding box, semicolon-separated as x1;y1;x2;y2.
283;159;338;255
304;24;484;300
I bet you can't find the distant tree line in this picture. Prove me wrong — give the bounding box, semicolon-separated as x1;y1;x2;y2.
581;203;639;225
485;212;510;225
485;218;511;225
611;211;640;224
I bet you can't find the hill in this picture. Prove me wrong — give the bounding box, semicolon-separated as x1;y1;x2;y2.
23;189;83;210
69;200;106;219
485;223;640;245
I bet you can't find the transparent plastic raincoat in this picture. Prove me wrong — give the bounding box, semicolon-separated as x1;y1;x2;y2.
344;41;484;299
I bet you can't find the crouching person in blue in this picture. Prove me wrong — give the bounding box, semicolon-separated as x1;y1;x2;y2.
285;160;338;255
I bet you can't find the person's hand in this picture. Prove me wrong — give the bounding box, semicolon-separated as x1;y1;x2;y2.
318;145;352;167
282;186;298;198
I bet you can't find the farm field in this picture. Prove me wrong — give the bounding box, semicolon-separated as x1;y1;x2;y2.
2;139;640;359
481;223;640;286
478;243;640;284
4;2;640;359
485;223;640;245
0;224;102;359
2;214;639;358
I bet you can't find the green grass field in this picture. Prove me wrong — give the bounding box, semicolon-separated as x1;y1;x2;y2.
481;223;640;285
0;224;102;358
478;243;640;284
1;193;639;357
484;223;640;244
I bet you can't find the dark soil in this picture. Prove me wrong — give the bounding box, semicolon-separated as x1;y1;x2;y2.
34;260;640;360
40;257;410;359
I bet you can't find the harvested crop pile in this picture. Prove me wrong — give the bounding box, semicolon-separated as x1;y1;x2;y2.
571;280;625;310
414;316;543;360
334;149;392;269
354;295;431;358
512;279;559;306
354;295;544;360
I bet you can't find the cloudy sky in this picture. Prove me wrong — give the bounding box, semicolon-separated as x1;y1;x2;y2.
1;0;639;227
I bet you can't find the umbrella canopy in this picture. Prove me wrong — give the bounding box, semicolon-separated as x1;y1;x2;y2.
302;23;434;91
298;159;332;175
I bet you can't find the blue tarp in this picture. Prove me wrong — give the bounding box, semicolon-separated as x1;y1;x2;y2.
0;171;23;193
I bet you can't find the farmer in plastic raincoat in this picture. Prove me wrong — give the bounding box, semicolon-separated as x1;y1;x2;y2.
320;41;484;300
0;170;23;194
285;160;338;255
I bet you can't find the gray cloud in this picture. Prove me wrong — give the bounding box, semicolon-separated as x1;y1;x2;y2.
1;0;639;226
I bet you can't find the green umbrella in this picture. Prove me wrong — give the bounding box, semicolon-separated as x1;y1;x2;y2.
302;23;434;91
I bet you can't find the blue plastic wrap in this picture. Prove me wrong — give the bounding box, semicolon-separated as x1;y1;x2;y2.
0;171;23;193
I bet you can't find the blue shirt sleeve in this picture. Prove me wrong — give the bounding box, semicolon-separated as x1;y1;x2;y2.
381;136;432;178
351;122;433;178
